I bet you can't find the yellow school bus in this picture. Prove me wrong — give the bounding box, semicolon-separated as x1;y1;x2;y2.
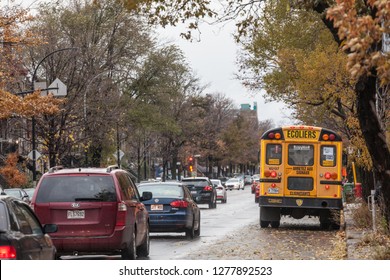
259;126;343;229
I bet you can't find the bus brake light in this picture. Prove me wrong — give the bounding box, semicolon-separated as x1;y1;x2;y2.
264;170;271;177
270;171;277;178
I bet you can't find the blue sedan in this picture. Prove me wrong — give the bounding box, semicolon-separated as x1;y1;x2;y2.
137;182;200;239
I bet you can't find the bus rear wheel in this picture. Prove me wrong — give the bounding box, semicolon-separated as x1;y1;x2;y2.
260;220;270;228
271;221;280;228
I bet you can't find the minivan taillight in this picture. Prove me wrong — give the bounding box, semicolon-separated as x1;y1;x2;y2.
0;246;16;259
203;186;213;191
116;202;127;227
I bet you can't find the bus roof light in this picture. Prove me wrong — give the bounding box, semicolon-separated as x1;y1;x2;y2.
275;133;281;139
329;134;335;141
268;132;275;139
322;134;329;141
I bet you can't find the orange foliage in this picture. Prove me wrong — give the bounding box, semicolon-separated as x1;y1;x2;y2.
0;5;62;120
0;153;27;187
327;0;390;85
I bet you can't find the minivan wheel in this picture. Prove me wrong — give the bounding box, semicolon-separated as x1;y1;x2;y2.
137;226;150;257
122;231;136;260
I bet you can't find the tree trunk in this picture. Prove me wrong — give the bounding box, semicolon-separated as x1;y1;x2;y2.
356;73;390;227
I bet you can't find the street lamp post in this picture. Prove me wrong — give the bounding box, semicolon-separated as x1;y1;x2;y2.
30;47;77;185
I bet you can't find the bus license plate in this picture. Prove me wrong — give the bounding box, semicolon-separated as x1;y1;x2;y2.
268;188;279;194
67;210;85;219
151;204;163;211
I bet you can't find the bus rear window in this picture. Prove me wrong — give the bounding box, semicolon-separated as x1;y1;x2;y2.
266;144;282;165
288;177;314;191
288;144;314;166
321;146;336;167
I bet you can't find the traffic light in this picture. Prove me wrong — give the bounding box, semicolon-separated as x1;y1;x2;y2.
188;156;194;172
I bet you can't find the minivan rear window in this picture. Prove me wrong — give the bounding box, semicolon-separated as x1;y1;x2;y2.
35;175;116;203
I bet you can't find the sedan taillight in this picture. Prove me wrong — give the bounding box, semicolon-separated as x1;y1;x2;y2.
170;200;189;208
0;246;16;259
203;186;213;191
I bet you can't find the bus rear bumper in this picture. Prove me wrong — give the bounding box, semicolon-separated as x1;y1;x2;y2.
259;196;343;210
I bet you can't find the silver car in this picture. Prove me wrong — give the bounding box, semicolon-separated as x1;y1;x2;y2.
225;178;244;190
211;179;227;203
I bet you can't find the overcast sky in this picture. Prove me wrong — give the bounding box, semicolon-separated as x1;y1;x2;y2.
16;0;293;125
158;21;293;126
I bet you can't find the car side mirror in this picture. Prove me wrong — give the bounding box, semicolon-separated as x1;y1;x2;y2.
43;224;58;234
213;184;217;188
141;191;152;201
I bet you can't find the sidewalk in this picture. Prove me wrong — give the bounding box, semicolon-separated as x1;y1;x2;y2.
343;203;377;260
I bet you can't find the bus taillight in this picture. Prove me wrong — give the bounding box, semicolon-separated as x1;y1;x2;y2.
322;133;336;141
325;172;331;179
270;171;277;178
268;132;281;139
264;170;271;177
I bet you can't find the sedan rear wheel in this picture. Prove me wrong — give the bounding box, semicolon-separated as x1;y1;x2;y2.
186;219;195;239
194;216;201;237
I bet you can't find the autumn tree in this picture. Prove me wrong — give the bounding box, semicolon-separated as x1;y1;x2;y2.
123;45;205;180
26;0;154;167
0;4;61;119
0;153;27;187
125;0;390;225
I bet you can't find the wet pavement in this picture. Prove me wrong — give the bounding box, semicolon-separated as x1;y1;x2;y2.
182;216;343;260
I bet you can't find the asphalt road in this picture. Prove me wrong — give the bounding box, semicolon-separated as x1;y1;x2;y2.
149;186;258;259
60;185;341;260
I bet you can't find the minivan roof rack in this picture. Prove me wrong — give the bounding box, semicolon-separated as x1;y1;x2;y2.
106;165;119;172
48;166;64;173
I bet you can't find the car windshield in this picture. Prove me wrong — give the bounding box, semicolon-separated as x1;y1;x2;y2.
24;188;36;198
211;180;221;185
35;175;117;203
138;184;183;198
3;189;21;198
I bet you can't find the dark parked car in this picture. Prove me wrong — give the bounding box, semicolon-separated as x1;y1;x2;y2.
3;188;30;203
30;165;152;259
138;182;200;238
181;177;217;208
0;195;57;260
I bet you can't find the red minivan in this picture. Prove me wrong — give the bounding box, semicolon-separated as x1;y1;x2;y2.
30;166;152;259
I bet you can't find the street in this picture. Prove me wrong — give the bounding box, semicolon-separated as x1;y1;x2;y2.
61;185;341;260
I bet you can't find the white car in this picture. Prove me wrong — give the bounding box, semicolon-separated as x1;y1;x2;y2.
225;178;244;190
211;179;227;203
